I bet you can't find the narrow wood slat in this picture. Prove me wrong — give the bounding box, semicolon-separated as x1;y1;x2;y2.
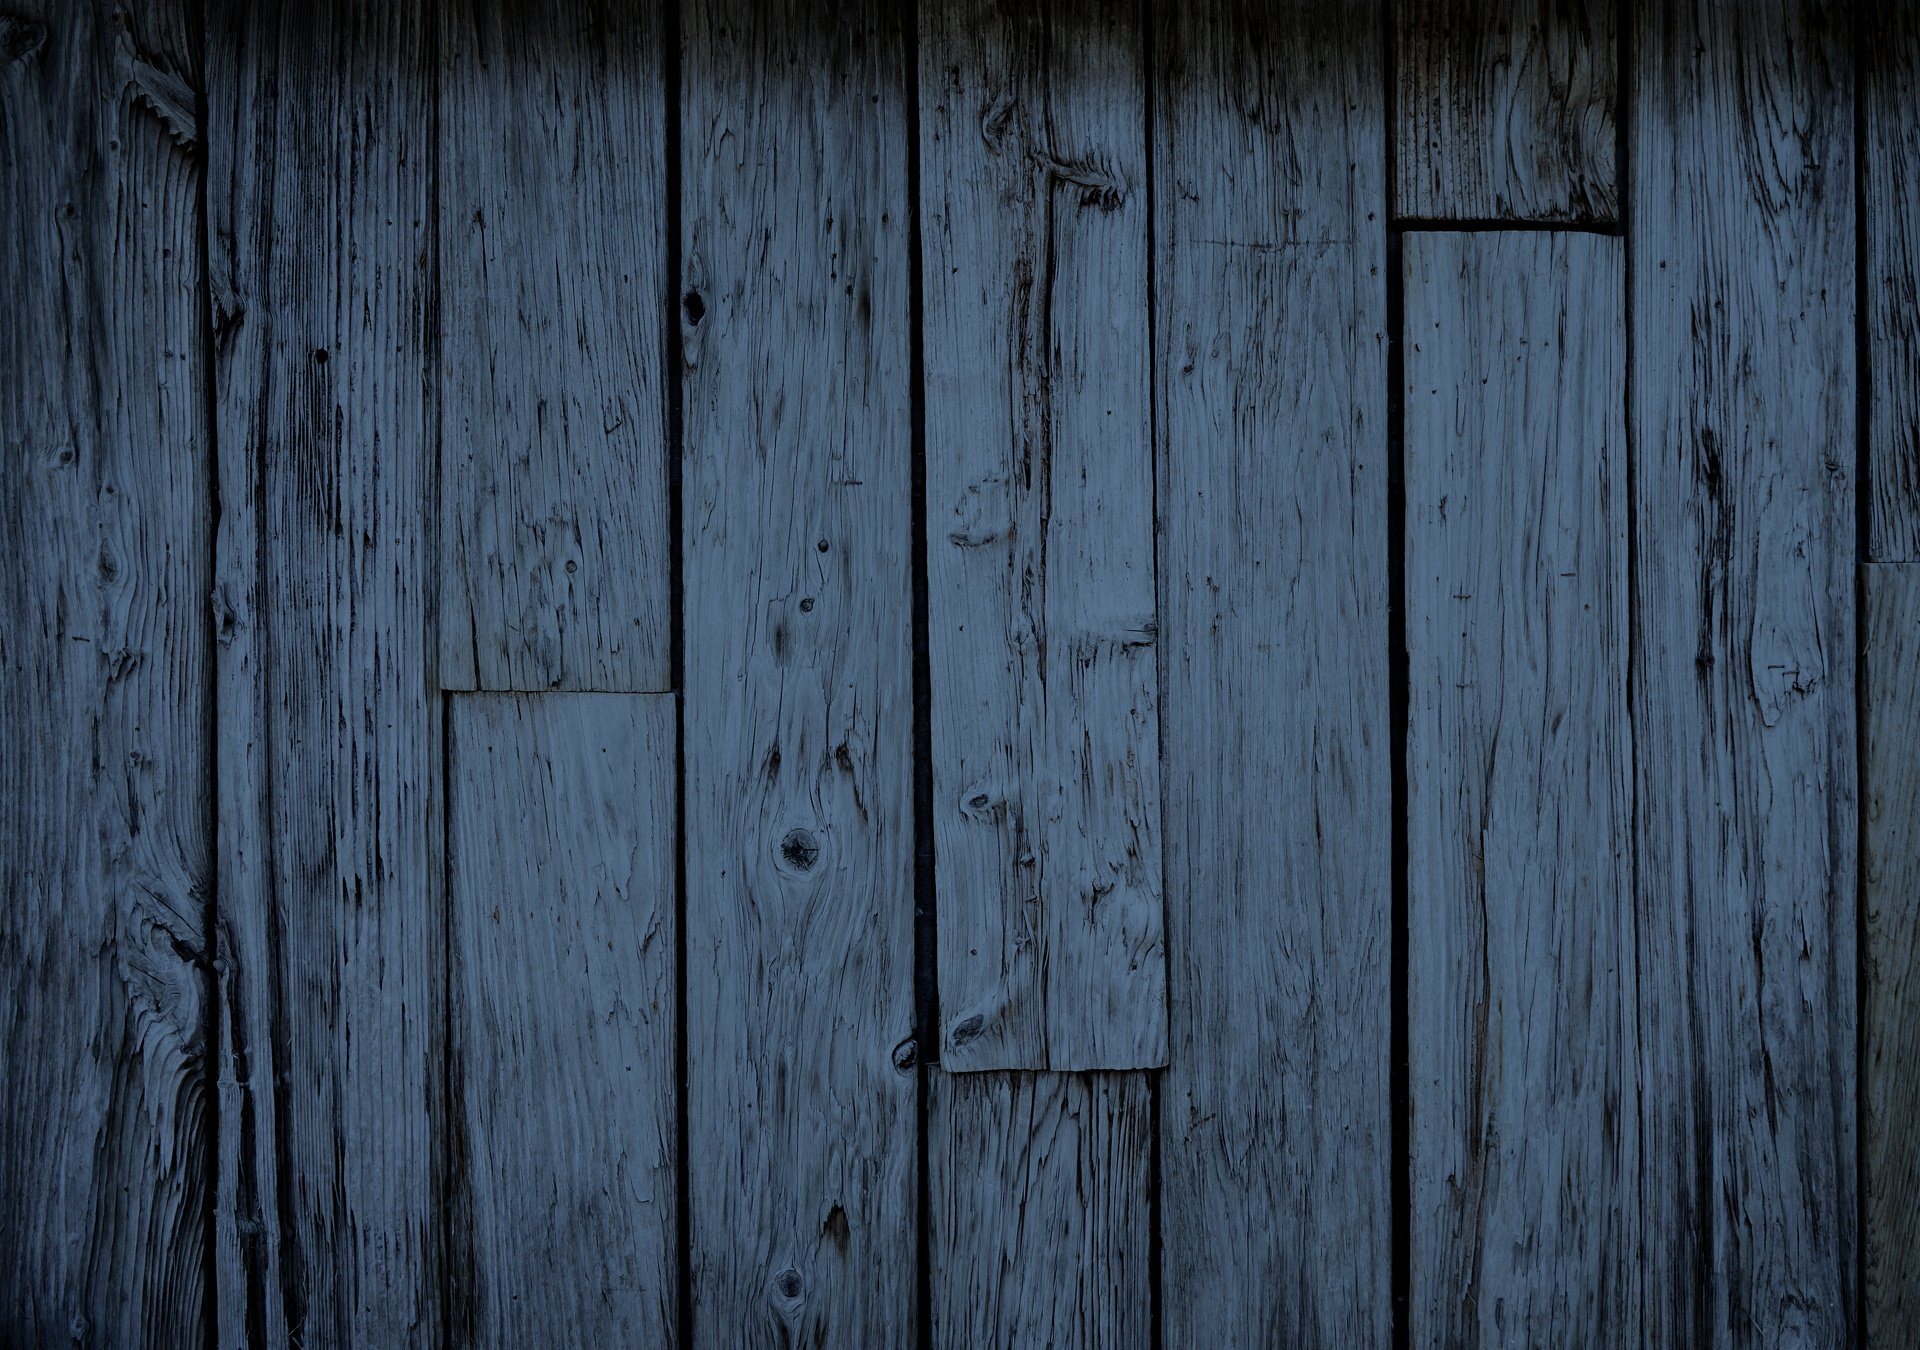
919;0;1164;1073
1865;0;1920;560
1630;2;1857;1341
207;4;444;1343
1865;563;1920;1345
927;1072;1151;1347
439;0;673;692
1405;231;1635;1343
1394;0;1618;223
1154;3;1392;1342
680;2;918;1340
446;694;676;1346
0;3;211;1342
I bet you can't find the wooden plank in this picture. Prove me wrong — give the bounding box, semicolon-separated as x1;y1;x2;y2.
680;1;917;1341
1865;562;1920;1345
1404;231;1635;1343
1395;0;1618;222
927;1072;1151;1347
1153;3;1392;1343
919;0;1164;1073
206;4;443;1344
1629;2;1857;1342
1865;0;1920;559
438;0;673;692
0;3;211;1342
446;694;677;1346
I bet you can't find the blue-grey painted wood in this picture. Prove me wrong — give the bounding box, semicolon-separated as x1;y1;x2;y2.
1153;2;1393;1343
1865;0;1920;561
1405;231;1633;1344
1630;2;1857;1341
919;0;1166;1073
438;0;673;693
206;4;444;1342
446;694;677;1346
1;3;210;1342
680;1;918;1341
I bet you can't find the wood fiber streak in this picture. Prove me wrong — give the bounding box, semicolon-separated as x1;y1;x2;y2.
0;2;211;1343
439;0;672;692
447;695;676;1346
206;3;442;1343
1630;2;1857;1342
679;1;917;1342
1153;3;1392;1344
1864;564;1920;1345
1864;0;1920;559
1395;0;1618;222
919;0;1164;1074
926;1072;1151;1348
1404;232;1634;1344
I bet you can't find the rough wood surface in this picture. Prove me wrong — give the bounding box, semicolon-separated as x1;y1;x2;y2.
206;4;444;1343
1865;563;1920;1346
1865;0;1920;560
1404;231;1634;1344
679;1;918;1341
438;0;672;692
1629;2;1857;1342
1394;0;1618;222
927;1071;1151;1347
0;3;211;1343
446;694;677;1346
919;0;1164;1073
1153;3;1392;1343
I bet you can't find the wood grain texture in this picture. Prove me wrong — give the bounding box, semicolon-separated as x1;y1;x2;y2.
927;1072;1151;1348
206;3;443;1343
1395;0;1618;222
1865;563;1920;1346
679;1;918;1341
1153;3;1392;1343
0;3;211;1343
1404;231;1635;1344
1630;2;1857;1341
919;0;1164;1073
438;0;672;692
446;694;676;1346
1865;0;1920;559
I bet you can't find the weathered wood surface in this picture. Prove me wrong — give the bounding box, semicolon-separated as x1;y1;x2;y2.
446;694;677;1346
1394;0;1618;223
1865;0;1920;560
1865;563;1920;1347
439;0;673;692
927;1072;1151;1347
919;0;1164;1074
1629;1;1857;1342
680;1;918;1341
1153;2;1392;1343
0;3;211;1343
206;3;444;1343
1404;231;1634;1344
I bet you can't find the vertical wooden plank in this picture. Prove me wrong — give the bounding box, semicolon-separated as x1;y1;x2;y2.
1864;0;1920;559
0;3;210;1342
927;1072;1152;1347
1404;231;1635;1343
446;694;676;1346
438;0;672;692
1865;563;1920;1345
1154;3;1391;1343
1395;0;1619;222
680;1;917;1342
919;0;1164;1072
1630;2;1857;1342
206;3;442;1344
